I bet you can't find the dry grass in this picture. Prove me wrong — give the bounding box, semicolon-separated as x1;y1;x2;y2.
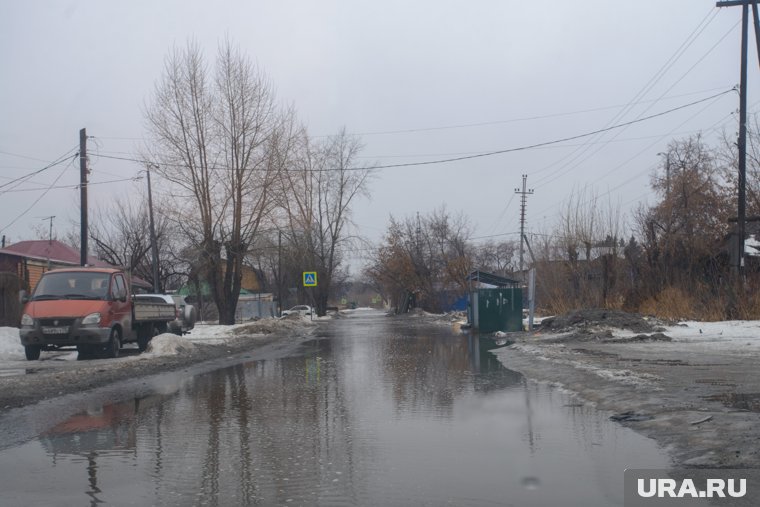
639;287;698;321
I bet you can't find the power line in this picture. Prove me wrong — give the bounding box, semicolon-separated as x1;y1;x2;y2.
94;89;735;174
0;159;73;233
334;86;733;137
0;148;79;194
531;17;738;189
0;176;144;194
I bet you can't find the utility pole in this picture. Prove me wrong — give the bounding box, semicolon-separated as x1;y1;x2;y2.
278;230;282;317
657;152;671;196
146;164;160;292
716;0;759;277
514;174;534;276
79;128;88;266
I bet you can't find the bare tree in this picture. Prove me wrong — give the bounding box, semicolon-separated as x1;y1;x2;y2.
472;240;518;276
144;40;288;323
636;135;728;291
366;208;473;313
279;129;372;315
89;191;180;289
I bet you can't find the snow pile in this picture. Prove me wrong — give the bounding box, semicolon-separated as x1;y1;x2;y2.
232;317;316;336
497;343;664;389
0;327;24;361
632;320;760;351
145;333;197;356
182;323;240;344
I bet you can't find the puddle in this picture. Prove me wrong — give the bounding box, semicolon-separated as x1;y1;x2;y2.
0;311;669;506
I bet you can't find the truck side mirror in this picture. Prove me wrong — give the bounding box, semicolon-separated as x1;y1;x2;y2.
19;290;28;304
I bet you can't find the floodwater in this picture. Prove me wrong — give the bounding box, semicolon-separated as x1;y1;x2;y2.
0;310;669;506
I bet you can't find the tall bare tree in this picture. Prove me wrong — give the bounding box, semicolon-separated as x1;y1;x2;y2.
144;40;288;323
635;135;728;292
366;208;473;313
279;129;372;315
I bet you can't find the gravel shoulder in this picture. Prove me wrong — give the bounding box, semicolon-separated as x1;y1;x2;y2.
491;310;760;468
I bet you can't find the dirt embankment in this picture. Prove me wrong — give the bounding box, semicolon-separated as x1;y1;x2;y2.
494;309;760;468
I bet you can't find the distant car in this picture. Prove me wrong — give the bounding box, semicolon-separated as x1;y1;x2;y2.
133;294;197;335
281;305;313;317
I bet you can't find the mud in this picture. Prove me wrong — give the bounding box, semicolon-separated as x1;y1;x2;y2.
493;310;760;468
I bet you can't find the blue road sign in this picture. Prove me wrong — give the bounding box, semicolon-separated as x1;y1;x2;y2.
303;271;317;287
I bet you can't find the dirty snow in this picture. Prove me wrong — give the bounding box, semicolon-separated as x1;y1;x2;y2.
143;333;197;356
0;327;24;361
0;315;318;364
491;318;760;390
498;342;664;389
609;320;760;352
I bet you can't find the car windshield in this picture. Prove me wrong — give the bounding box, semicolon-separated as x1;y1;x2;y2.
32;272;110;301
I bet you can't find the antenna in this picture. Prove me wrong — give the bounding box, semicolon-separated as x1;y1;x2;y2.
40;215;55;243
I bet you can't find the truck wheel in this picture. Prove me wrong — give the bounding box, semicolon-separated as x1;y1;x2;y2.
104;328;121;359
24;345;41;361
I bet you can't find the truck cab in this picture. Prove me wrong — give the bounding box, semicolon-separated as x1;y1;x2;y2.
19;267;174;360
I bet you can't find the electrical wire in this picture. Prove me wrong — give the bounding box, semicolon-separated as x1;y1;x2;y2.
92;89;735;174
331;86;733;137
0;159;72;233
530;9;727;188
0;147;79;193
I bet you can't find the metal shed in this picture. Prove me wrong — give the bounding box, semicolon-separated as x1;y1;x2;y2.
467;271;523;333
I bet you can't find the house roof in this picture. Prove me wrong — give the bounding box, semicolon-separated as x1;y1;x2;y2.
466;270;520;287
0;240;111;267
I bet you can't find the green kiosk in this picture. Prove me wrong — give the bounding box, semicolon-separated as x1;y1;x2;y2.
467;271;523;333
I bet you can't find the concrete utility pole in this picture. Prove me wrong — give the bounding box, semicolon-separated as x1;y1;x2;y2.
716;0;760;276
514;174;534;276
79;128;88;266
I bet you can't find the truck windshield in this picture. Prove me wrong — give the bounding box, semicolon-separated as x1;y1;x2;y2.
32;272;110;301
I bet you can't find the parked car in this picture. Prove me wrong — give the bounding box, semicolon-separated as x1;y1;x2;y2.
133;294;197;335
281;305;313;317
170;295;197;334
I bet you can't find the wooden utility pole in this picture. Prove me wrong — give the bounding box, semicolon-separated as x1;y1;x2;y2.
146;164;160;292
79;128;88;266
514;174;534;275
716;0;757;276
278;230;282;317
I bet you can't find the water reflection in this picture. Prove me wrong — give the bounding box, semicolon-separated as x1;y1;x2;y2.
0;310;668;506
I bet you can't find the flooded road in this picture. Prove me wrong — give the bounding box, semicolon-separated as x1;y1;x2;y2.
0;310;669;506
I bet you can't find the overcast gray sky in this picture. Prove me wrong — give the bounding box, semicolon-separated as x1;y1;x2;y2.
0;1;755;273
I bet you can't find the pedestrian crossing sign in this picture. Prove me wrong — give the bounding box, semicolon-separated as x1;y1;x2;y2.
303;271;318;287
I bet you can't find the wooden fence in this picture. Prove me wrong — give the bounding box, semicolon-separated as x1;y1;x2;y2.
0;272;22;327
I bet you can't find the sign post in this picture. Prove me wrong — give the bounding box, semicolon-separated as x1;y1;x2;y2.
303;272;317;320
